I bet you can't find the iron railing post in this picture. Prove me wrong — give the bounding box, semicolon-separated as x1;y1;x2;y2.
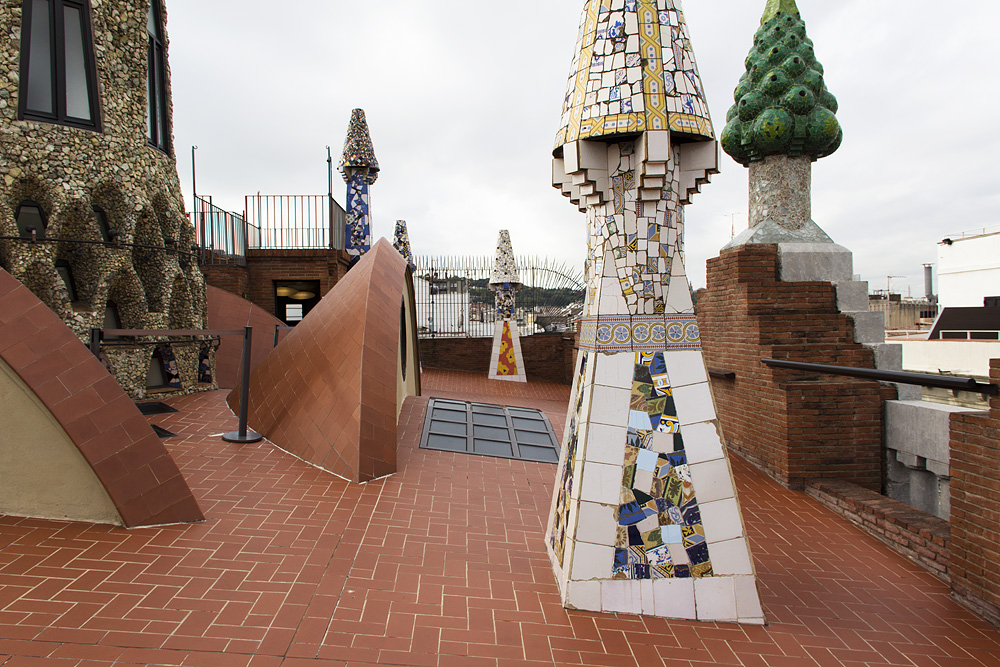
223;326;263;443
89;328;102;357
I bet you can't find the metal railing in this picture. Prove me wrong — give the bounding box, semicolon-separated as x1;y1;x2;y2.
191;195;253;267
90;326;263;443
761;358;999;395
414;255;585;338
244;194;345;250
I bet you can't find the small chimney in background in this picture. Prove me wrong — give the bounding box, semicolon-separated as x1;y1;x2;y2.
924;264;936;303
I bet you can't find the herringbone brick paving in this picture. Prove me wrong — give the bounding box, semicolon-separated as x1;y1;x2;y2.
1;369;999;666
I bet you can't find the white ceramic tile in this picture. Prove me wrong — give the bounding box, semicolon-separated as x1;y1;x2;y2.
664;350;708;388
652;578;696;620
602;580;641;615
565;580;601;612
707;537;754;575
667;542;689;564
671;382;716;426
695;577;738;622
665;278;693;314
688;459;736;504
593;352;635;388
699;498;745;544
583;423;627;465
580;462;622;506
734;575;766;624
570;542;613;581
680;421;724;464
588;385;631;427
639;579;655;616
575;501;616;546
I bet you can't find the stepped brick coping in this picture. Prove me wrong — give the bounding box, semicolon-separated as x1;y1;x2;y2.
0;268;203;527
807;478;950;581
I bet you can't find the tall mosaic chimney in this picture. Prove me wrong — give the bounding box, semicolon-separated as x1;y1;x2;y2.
339;109;379;265
488;230;526;383
546;0;763;623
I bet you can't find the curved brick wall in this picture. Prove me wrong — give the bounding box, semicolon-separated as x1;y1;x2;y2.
0;269;203;527
230;239;415;483
206;285;286;388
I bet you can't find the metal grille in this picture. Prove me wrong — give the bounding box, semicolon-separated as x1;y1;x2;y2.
413;255;585;338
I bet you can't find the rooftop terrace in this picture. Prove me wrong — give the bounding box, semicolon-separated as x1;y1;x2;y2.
1;369;999;666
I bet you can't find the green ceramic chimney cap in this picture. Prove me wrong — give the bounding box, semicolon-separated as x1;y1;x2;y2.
761;0;801;24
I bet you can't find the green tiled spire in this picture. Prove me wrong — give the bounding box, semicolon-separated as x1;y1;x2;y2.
721;0;841;166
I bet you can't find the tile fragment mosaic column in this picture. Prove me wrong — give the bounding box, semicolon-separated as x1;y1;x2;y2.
339;109;380;265
487;230;526;383
545;0;764;624
393;220;416;271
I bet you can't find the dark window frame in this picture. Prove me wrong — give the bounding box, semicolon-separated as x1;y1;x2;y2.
146;0;170;154
17;0;102;131
15;200;48;240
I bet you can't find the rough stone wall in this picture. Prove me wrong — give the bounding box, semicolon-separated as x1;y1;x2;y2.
699;244;886;490
420;332;578;385
0;0;210;399
949;358;1000;627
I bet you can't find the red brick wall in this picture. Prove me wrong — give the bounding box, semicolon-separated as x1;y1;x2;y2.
420;332;579;385
200;249;352;319
200;264;249;300
950;358;1000;626
698;244;886;490
806;479;950;582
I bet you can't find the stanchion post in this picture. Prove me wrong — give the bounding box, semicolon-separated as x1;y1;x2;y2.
223;326;263;443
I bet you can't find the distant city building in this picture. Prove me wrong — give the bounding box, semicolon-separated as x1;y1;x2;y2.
938;227;1000;309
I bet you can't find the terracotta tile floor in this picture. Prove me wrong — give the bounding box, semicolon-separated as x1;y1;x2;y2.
2;368;1000;666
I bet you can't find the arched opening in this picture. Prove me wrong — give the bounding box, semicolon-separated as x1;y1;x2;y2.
15;202;47;240
145;345;180;392
93;206;114;243
400;298;407;381
55;259;77;303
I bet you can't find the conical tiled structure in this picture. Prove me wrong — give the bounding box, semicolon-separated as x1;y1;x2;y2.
546;0;764;623
488;231;526;383
393;220;416;271
339;109;380;263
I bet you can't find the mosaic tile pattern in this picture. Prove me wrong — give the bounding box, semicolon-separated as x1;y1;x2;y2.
554;0;714;150
613;351;712;579
495;321;520;377
340;109;379;261
550;352;589;567
393;219;416;271
578;313;700;352
489;230;520;320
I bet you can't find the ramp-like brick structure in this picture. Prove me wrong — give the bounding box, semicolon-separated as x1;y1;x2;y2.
231;239;417;483
0;269;203;527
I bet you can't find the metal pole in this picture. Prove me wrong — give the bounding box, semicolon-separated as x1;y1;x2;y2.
273;324;280;348
327;146;334;250
223;326;263;443
191;145;198;199
89;328;102;357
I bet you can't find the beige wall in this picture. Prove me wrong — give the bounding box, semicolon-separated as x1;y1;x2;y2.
397;275;421;417
0;360;122;525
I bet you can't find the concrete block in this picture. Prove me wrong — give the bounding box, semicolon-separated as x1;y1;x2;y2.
848;311;885;344
886;400;978;465
777;242;853;282
834;280;870;313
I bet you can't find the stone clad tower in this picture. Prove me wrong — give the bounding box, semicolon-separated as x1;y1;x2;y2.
545;0;764;623
339;109;379;265
0;0;209;398
487;230;526;383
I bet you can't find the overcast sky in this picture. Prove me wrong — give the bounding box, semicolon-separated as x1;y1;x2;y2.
166;0;1000;296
